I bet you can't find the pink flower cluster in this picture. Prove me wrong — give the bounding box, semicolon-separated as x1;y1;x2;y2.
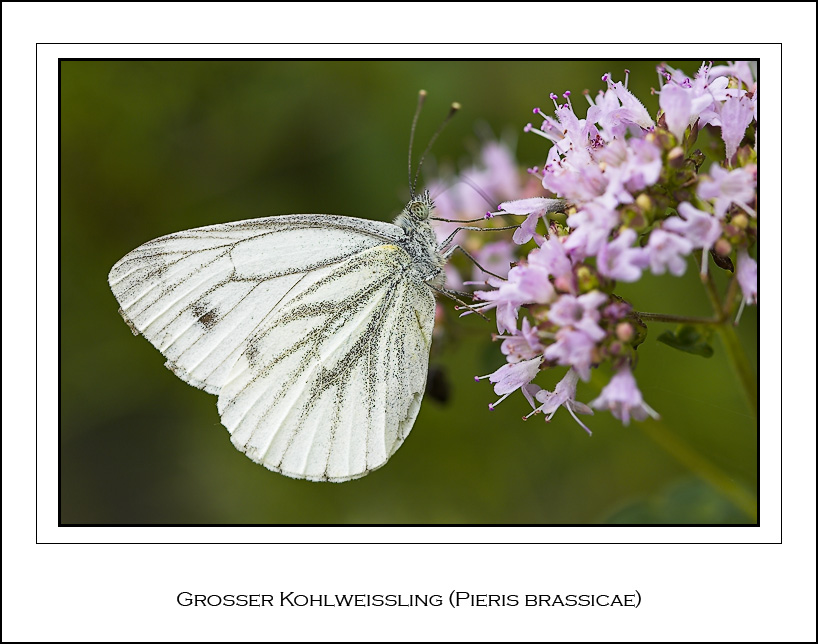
460;63;758;432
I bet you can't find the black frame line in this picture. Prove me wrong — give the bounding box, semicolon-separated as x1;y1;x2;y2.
46;48;772;542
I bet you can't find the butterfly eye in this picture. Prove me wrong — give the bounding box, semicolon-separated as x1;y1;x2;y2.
410;203;427;218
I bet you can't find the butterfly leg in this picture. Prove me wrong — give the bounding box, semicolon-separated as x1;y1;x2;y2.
437;224;520;253
441;245;506;280
427;283;490;321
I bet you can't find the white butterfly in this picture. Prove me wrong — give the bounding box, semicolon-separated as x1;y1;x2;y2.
109;188;471;482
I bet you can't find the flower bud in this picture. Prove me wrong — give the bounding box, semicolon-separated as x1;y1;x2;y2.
732;213;749;229
636;193;652;212
553;274;574;293
616;322;635;343
714;239;732;257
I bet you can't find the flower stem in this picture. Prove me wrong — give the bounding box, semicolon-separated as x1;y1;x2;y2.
636;312;720;325
722;275;740;319
698;252;725;318
716;323;758;415
695;255;757;415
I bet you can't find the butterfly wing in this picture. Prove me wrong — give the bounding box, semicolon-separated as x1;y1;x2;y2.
220;243;435;481
109;214;403;394
109;215;434;481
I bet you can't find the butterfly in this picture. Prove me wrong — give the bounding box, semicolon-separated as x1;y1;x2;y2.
108;93;493;482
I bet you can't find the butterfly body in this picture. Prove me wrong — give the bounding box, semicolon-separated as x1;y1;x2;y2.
110;191;444;482
392;190;447;288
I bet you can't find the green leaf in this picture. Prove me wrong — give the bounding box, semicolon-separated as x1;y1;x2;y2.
657;324;714;358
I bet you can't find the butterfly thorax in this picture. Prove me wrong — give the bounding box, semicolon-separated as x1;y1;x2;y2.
393;191;446;288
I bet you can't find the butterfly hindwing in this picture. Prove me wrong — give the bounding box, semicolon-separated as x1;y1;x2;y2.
220;244;435;482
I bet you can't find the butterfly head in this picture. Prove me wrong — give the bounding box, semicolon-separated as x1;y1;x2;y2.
404;189;435;221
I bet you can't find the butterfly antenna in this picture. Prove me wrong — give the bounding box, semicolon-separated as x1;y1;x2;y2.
429;175;497;210
412;100;460;197
460;175;498;210
408;89;428;199
429;176;503;223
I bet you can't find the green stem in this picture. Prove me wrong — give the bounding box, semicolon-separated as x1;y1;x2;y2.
625;253;757;518
717;323;758;415
722;275;740;319
638;417;758;522
696;255;757;415
698;253;725;320
636;312;720;325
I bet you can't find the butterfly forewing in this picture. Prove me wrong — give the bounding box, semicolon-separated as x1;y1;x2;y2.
109;215;402;394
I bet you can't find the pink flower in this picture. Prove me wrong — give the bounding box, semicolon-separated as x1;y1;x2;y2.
564;202;619;259
658;63;726;139
736;249;757;307
659;82;695;141
596;228;648;282
644;229;694;276
719;94;755;161
590;365;659;425
480;140;521;200
544;160;608;205
621;138;663;192
601;72;655;134
593;138;662;205
533;93;599;154
709;61;756;90
496;197;565;245
473;263;555;333
488;358;542;395
522;369;594;435
544;328;597;381
476;357;542;410
499;318;544;363
697;165;756;219
663;203;722;274
548;291;608;341
529;235;575;292
472;278;523;334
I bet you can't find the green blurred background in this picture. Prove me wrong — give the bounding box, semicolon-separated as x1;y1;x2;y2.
60;60;757;525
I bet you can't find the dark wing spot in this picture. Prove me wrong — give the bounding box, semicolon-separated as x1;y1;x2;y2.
192;302;219;329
